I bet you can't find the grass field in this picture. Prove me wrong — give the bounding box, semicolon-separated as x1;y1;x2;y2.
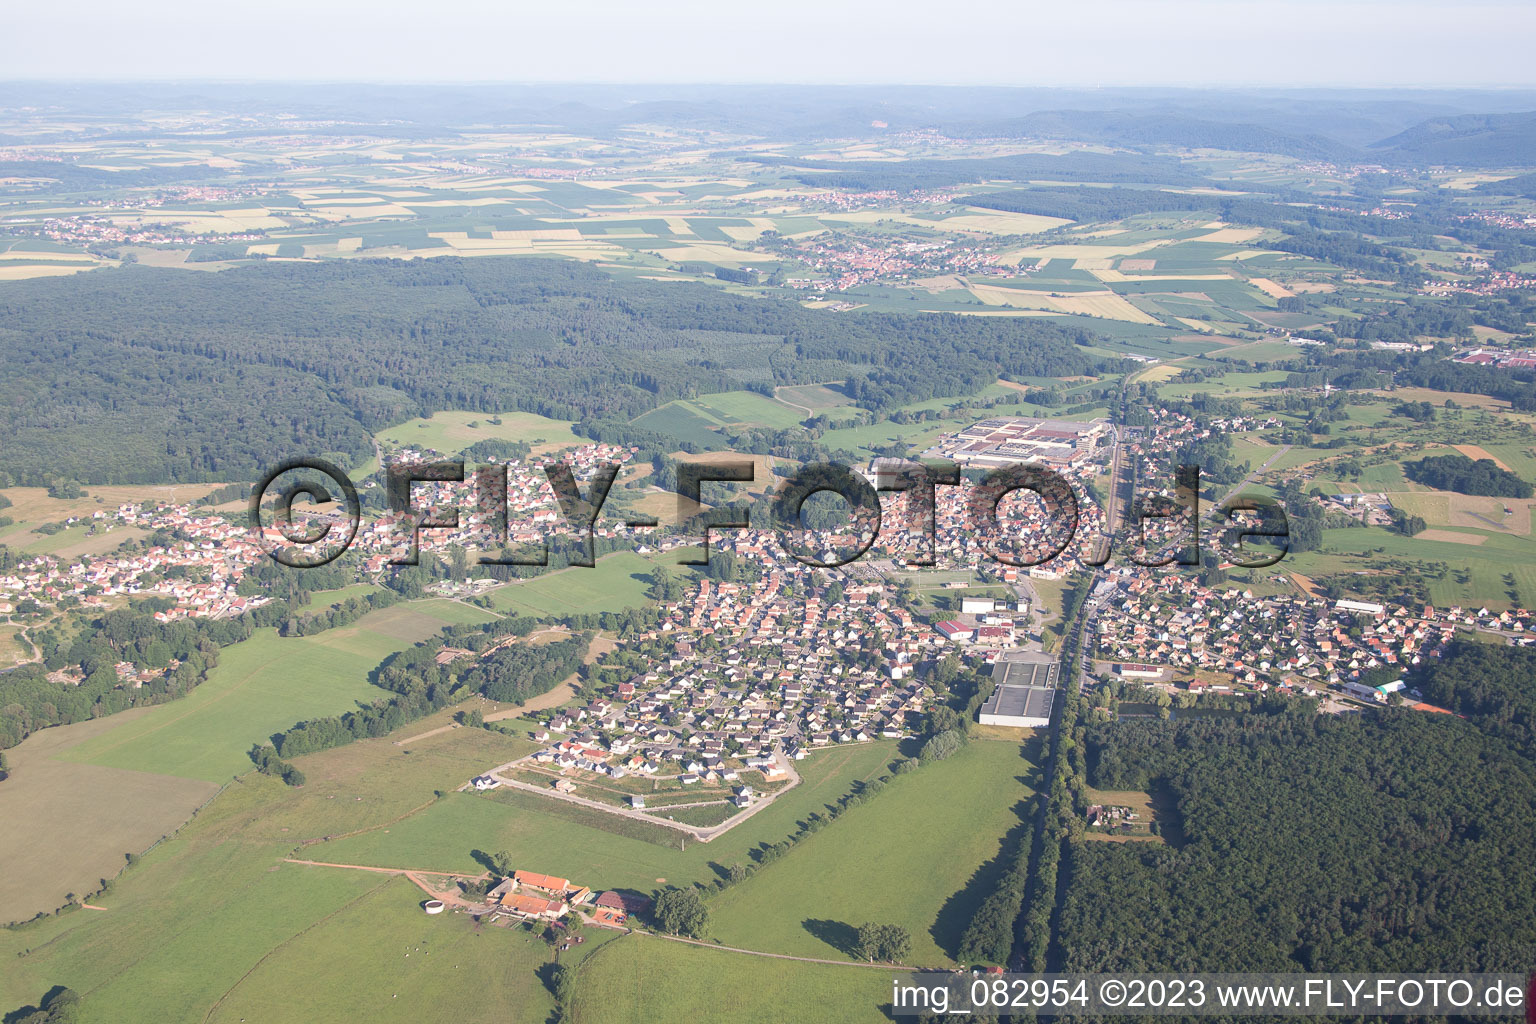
303;583;387;609
55;621;415;782
314;741;901;895
376;410;584;455
207;875;609;1024
0;718;542;1022
1283;525;1536;608
488;551;659;618
10;522;149;558
630;403;727;447
0;484;220;551
774;383;851;415
0;714;220;922
687;390;808;430
706;737;1039;965
0;623;32;667
568;933;892;1024
1155;370;1291;399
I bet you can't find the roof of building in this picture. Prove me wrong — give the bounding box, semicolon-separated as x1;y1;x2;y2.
992;658;1058;689
514;870;569;892
980;683;1056;723
501;891;565;917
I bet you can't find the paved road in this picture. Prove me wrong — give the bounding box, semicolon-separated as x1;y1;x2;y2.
1205;443;1293;522
480;748;803;843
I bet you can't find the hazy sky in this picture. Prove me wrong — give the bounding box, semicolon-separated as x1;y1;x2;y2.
11;0;1536;87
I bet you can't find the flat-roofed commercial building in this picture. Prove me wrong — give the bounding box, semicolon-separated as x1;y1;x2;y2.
980;655;1059;728
979;683;1056;728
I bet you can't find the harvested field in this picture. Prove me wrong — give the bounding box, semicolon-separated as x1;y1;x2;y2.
1249;277;1295;298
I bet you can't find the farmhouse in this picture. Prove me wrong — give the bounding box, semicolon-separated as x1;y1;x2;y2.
498;890;567;920
515;870;570;894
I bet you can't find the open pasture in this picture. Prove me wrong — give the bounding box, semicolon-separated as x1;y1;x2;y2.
487;551;659;619
0;709;542;1016
706;737;1040;965
207;876;606;1024
56;623;410;782
569;934;892;1024
0;714;219;922
1284;526;1536;609
774;382;852;415
375;410;584;456
684;389;807;430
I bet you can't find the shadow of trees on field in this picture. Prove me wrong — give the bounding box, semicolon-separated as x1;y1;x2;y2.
930;800;1035;961
803;918;861;958
4;986;75;1024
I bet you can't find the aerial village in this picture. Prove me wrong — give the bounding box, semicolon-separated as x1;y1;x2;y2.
3;415;1531;744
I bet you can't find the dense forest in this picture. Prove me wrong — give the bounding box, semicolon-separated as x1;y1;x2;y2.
1407;641;1536;754
1404;453;1534;498
1058;710;1536;975
0;258;1115;485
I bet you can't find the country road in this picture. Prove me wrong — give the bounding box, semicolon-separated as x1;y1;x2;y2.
477;749;803;842
1205;443;1293;521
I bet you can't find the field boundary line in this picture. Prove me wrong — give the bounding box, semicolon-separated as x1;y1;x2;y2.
638;929;920;970
199;876;395;1024
290;794;442;851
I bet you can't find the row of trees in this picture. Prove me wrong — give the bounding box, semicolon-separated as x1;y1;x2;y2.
247;743;305;787
270;627;589;759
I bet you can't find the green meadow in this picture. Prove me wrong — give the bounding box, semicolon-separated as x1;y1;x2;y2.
0;724;552;1024
207;876;611;1024
1284;525;1536;609
569;934;891;1024
376;410;584;455
53;601;495;782
706;736;1040;966
488;551;660;619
